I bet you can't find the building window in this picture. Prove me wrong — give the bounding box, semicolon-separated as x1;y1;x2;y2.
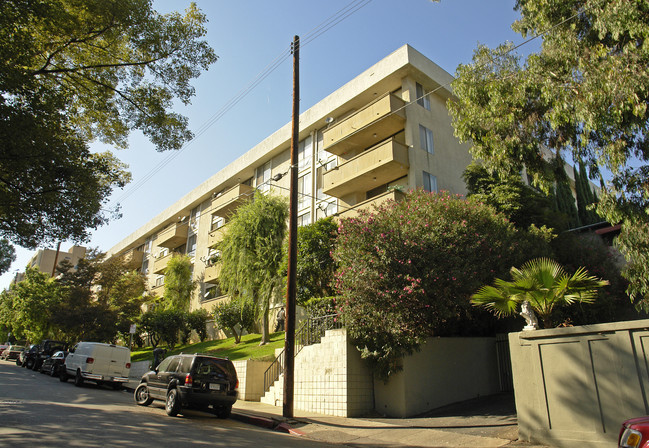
423;171;437;193
256;160;271;192
204;283;222;300
189;205;200;231
298;135;313;171
416;82;431;111
298;173;311;210
159;247;169;258
419;125;434;154
141;259;149;275
210;215;225;232
315;201;337;220
155;275;165;287
298;212;311;227
316;159;336;200
186;234;197;257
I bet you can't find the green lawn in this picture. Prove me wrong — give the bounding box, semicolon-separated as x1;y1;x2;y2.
130;332;286;363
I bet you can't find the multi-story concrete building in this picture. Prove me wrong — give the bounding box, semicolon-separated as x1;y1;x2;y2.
14;245;87;284
107;44;473;315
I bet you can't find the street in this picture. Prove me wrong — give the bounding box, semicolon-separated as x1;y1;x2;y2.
0;360;335;447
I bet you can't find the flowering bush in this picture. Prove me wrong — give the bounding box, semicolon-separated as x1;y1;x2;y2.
333;189;549;379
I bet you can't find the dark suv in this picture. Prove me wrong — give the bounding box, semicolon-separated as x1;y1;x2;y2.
134;353;238;418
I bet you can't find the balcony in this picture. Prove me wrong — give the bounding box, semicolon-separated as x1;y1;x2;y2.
121;248;144;270
322;93;406;156
156;221;189;249
204;263;222;283
153;253;172;274
208;225;228;248
212;183;254;218
337;189;406;221
323;139;409;198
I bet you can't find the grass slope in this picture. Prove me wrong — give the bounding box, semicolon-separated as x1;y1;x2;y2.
131;332;285;362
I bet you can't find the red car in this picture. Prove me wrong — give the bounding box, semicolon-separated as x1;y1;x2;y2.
0;345;24;361
619;417;649;448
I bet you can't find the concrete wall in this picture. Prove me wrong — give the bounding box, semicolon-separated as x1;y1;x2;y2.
232;359;272;402
509;319;649;448
373;337;500;417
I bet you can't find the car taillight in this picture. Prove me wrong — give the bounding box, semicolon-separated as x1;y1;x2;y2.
185;373;193;387
620;427;643;448
86;357;94;364
125;363;131;369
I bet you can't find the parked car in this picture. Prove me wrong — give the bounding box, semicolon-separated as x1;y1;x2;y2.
19;344;39;368
39;350;67;376
619;416;649;447
32;340;67;371
134;353;238;418
0;345;24;361
61;342;131;389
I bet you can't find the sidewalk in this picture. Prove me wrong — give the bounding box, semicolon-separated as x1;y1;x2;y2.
231;394;551;448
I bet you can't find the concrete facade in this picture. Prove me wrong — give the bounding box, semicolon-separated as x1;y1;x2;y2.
509;319;649;447
15;245;87;283
105;44;473;313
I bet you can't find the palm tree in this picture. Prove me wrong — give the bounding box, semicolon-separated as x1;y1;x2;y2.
471;258;609;328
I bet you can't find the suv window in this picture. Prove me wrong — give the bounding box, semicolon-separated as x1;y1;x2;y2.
194;357;235;378
156;357;173;372
179;356;192;374
166;357;180;373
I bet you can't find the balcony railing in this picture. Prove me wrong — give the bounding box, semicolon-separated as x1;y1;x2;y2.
322;138;409;198
153;252;173;274
322;93;406;156
208;225;228;249
337;189;406;220
203;263;221;283
156;221;189;249
212;184;254;218
121;248;144;270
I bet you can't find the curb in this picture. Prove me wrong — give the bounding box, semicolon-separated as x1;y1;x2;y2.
231;411;305;436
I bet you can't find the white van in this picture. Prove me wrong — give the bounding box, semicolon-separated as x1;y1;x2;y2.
61;342;131;389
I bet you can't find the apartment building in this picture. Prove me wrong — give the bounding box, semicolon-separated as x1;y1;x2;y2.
14;245;87;284
106;44;473;314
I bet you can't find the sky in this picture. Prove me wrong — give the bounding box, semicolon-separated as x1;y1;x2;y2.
2;0;534;289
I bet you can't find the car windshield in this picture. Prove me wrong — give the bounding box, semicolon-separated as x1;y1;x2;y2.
194;358;236;378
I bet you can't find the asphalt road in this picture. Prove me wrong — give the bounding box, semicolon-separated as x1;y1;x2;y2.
0;360;336;447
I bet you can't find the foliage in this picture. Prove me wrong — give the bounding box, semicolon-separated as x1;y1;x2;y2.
304;296;337;319
218;191;288;345
553;175;580;229
212;296;256;343
185;309;210;343
463;163;558;229
551;232;638;325
332;190;550;379
0;267;61;342
163;253;196;312
139;309;185;349
472;258;609;328
0;239;16;275
608;216;649;310
573;162;600;227
0;0;216;248
448;0;649;303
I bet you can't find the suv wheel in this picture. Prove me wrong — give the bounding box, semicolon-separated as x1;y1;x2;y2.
213;405;232;419
49;364;57;377
165;388;181;417
74;371;84;387
59;367;68;382
134;383;153;406
25;358;34;369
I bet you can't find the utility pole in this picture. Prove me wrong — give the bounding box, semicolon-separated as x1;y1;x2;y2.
283;34;299;419
51;241;61;277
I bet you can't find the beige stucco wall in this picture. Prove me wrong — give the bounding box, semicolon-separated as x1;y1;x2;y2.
232;359;272;402
510;319;649;448
373;337;500;417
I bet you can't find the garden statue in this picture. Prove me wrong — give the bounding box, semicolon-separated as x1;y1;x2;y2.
519;300;539;330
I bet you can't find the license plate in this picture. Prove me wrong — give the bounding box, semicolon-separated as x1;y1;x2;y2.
209;383;221;391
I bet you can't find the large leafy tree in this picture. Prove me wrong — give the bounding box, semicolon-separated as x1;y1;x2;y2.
163;254;196;312
218;192;288;345
471;258;609;329
333;190;550;379
0;0;217;248
449;0;649;304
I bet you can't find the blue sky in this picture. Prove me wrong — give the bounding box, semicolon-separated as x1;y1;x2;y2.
2;0;533;289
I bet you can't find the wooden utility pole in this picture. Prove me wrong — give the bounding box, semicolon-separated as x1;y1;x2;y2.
51;241;61;277
283;35;299;419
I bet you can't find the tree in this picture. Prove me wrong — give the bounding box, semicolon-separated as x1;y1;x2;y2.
471;258;609;329
185;309;210;343
0;239;16;275
138;309;185;349
463;163;558;230
573;162;600;227
333;190;550;379
163;254;196;312
0;0;217;248
212;296;256;344
281;217;338;305
218;192;288;345
448;0;649;304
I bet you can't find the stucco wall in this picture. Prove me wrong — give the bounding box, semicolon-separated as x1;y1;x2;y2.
232;359;272;402
373;337;500;417
509;319;649;448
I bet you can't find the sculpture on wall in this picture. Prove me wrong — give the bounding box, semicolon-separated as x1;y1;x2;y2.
519;300;539;330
